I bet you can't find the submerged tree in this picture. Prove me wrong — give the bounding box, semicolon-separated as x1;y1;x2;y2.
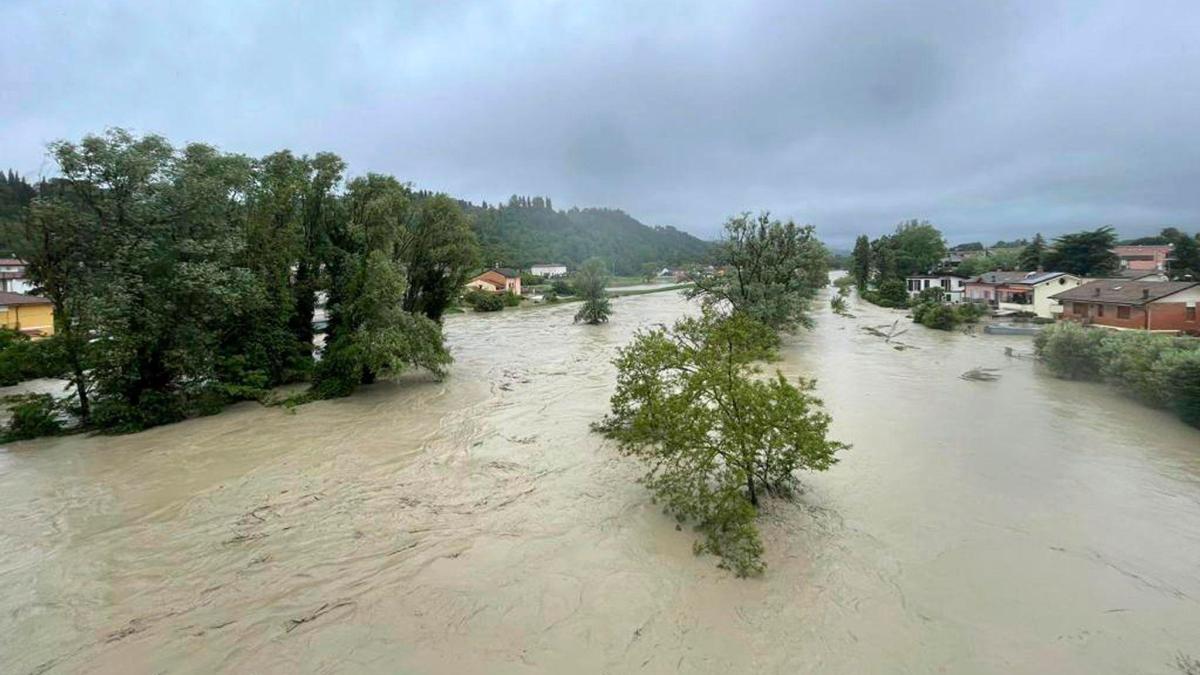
689;212;828;331
400;194;478;322
573;257;611;324
850;234;871;289
314;175;451;398
595;310;846;576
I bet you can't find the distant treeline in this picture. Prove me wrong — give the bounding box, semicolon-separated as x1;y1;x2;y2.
463;196;712;276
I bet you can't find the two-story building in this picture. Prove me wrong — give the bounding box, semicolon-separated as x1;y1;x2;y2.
1050;280;1199;334
0;258;34;294
905;272;970;303
994;271;1085;318
963;271;1028;305
1112;245;1173;272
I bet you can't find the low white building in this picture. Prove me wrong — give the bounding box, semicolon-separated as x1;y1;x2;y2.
0;258;33;294
529;263;568;278
905;273;969;303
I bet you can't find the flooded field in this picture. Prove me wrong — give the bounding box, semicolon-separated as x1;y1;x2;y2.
2;287;1199;674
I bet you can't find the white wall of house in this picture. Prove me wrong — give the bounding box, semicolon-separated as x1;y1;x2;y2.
1031;276;1084;318
530;265;568;277
0;278;34;294
905;276;966;302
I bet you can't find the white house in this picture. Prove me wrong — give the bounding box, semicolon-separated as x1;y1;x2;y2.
905;272;970;303
994;271;1085;319
529;263;568;278
0;258;33;294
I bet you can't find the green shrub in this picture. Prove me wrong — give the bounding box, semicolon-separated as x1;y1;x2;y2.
502;291;522;307
1098;331;1178;406
465;290;504;312
0;331;67;386
1034;322;1106;380
2;394;63;441
551;279;575;296
1161;348;1200;427
911;300;985;331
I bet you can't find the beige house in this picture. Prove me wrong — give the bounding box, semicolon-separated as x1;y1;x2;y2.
0;292;55;337
465;268;522;295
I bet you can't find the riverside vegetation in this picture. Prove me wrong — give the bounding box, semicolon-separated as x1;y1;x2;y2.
1035;322;1200;428
595;212;846;575
2;129;480;438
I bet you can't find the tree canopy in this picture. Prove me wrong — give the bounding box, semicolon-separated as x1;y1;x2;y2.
1041;226;1120;277
595;309;846;575
11;129;474;434
688;212;828;331
573;257;611;324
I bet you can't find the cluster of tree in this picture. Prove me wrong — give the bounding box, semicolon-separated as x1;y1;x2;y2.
0;170;37;226
849;220;947;306
596;212;845;576
5;129;479;436
572;258;611;324
689;212;830;331
468;201;710;276
909;288;986;330
1035;322;1200;428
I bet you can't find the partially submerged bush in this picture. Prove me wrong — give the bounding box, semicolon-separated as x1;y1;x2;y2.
911;300;986;331
2;394;64;442
1036;322;1200;428
861;279;909;308
1034;321;1106;380
465;290;505;312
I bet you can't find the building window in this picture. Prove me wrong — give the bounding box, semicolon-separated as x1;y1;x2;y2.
1188;306;1197;321
1117;306;1131;319
1073;302;1088;316
1097;304;1104;317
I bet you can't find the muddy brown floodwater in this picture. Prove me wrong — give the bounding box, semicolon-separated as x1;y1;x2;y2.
2;285;1199;674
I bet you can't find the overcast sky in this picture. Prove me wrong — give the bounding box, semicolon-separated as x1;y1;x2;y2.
4;1;1198;246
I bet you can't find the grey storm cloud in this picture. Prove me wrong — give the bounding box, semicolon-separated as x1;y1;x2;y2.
3;0;1199;247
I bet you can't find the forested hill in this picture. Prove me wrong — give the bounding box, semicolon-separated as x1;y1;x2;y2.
461;196;712;275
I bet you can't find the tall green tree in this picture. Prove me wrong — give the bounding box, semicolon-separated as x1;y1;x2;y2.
1018;233;1047;271
292;153;345;361
595;309;846;576
314;174;450;397
1042;226;1120;277
889;219;947;277
1165;231;1200;281
23;194;95;421
50;129;262;430
689;212;828;331
400;194;479;322
573;257;611;324
850;234;871;289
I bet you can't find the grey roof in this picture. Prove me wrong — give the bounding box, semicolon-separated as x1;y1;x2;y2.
969;271;1031;285
1107;268;1163;280
1014;271;1072;285
492;268;520;278
1050;280;1199;305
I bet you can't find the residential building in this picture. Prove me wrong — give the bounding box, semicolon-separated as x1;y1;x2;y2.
989;271;1085;318
905;272;969;303
1051;280;1200;334
1112;244;1173;271
963;271;1029;305
465;268;522;295
529;263;568;278
0;292;55;337
0;258;34;294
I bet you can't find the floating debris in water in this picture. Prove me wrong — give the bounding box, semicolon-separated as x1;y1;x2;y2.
960;367;1001;382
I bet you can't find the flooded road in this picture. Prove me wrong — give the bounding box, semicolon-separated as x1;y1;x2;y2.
2;287;1199;674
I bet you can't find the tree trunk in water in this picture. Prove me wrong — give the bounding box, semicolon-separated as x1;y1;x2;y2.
747;476;758;508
